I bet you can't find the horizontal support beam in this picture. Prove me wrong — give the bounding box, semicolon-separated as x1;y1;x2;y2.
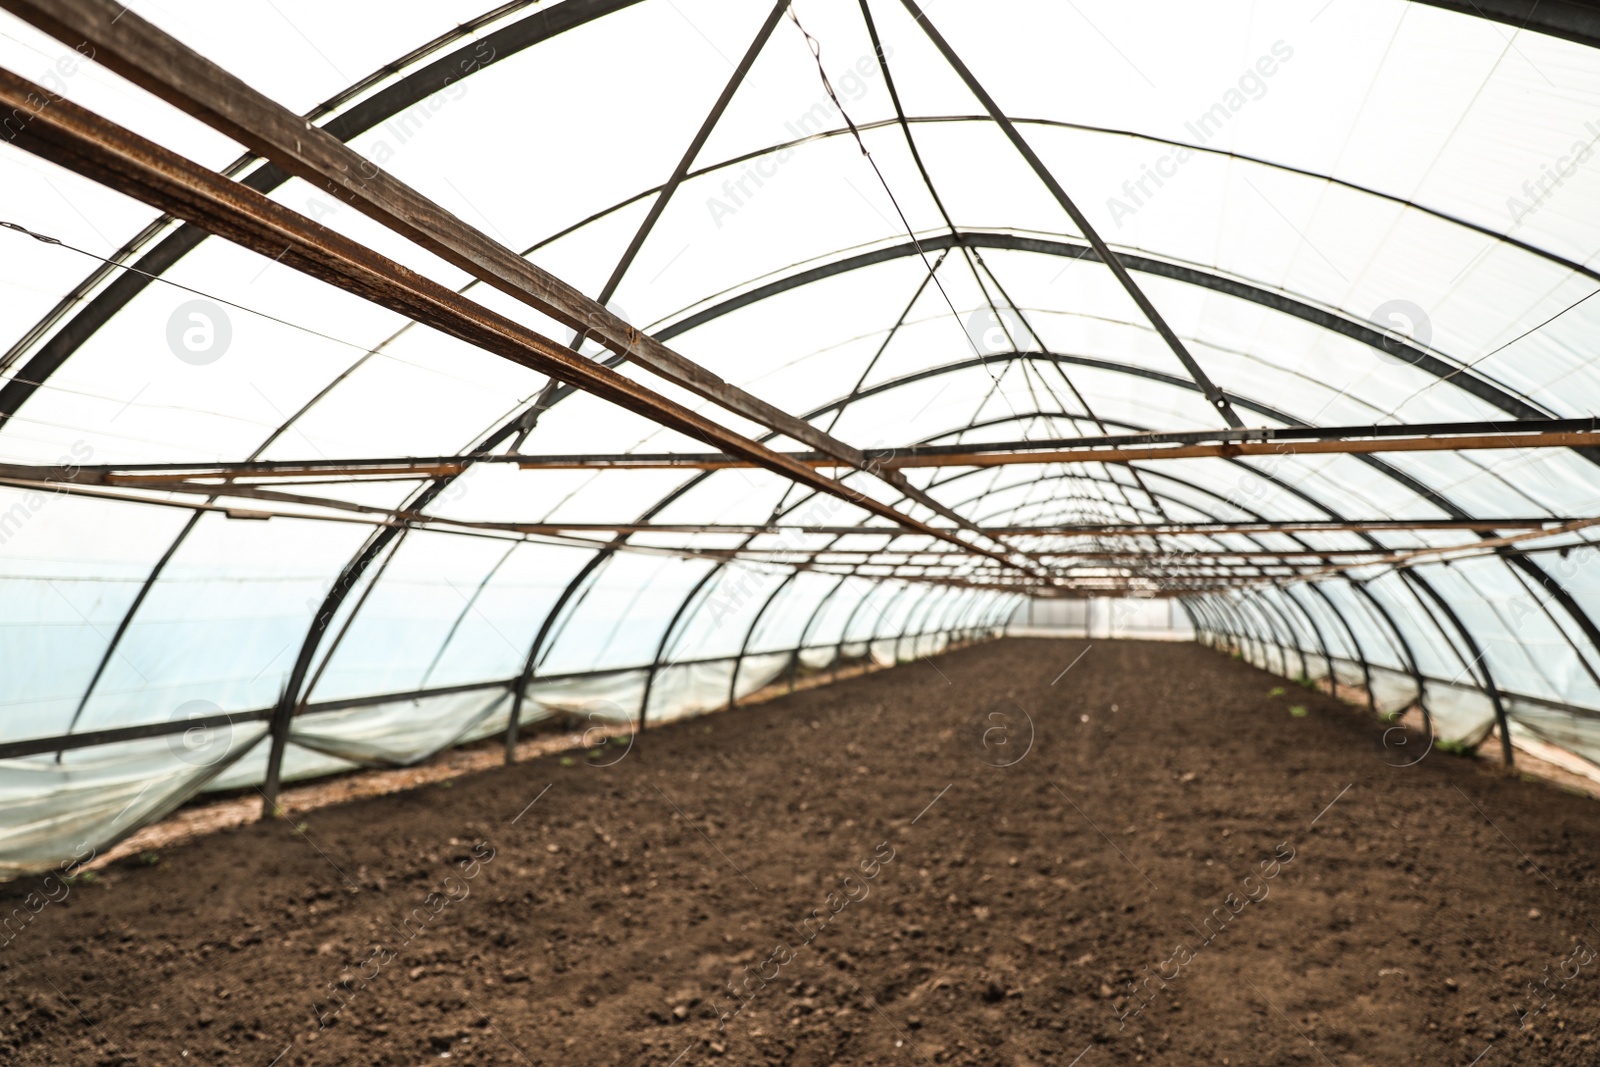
522;430;1595;469
1;623;1018;760
0;471;1569;543
0;65;1025;573
1;0;1027;573
77;418;1600;484
740;548;1431;561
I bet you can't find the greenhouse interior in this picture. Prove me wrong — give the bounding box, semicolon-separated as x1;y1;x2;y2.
3;0;1600;1063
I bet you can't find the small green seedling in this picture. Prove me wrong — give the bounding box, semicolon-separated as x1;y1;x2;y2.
1380;711;1400;723
1437;739;1474;757
559;755;576;767
1289;705;1309;718
64;870;99;886
295;822;309;833
1268;686;1286;697
138;851;160;867
441;780;453;789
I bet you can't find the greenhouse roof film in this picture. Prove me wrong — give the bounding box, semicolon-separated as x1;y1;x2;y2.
0;0;1599;877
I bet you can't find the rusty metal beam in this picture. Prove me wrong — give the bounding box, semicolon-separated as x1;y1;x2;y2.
0;66;1030;573
876;432;1600;468
731;548;1426;561
897;0;1242;429
0;458;1572;543
61;426;1600;482
1;0;1024;569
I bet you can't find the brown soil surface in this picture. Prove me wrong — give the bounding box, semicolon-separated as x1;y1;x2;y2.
4;638;1599;1066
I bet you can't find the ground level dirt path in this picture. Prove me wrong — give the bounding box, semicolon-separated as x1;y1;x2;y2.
4;638;1599;1066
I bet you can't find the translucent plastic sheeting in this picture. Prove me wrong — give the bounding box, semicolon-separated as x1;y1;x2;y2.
0;726;267;876
521;668;649;726
744;571;852;653
2;0;1600;864
645;658;739;726
1508;699;1600;770
208;732;359;793
798;646;835;670
1194;589;1568;753
286;688;511;767
731;652;794;703
1368;666;1423;718
539;555;717;675
306;535;587;702
1421;678;1500;749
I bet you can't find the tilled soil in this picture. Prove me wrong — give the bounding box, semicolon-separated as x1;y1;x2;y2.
4;638;1600;1066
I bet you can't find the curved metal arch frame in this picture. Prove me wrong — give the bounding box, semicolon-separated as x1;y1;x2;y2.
26;29;1594;767
831;582;882;682
636;561;725;733
827;351;1600;676
928;450;1372;680
1399;568;1515;763
7;0;1587;820
1251;591;1312;681
1195;599;1227;649
0;0;649;427
360;364;1587;783
1301;582;1375;713
1200;599;1247;657
42;146;1597;759
1203;595;1261;664
630;399;1228;694
896;584;950;663
1271;588;1330;684
657;231;1559;426
1276;586;1334;686
44;98;1598;762
724;570;801;712
1413;0;1600;50
1234;596;1286;674
1196;598;1240;654
1229;595;1280;674
920;414;1552;739
1346;577;1432;720
788;574;853;691
1278;583;1349;703
1185;595;1227;649
764;404;1536;713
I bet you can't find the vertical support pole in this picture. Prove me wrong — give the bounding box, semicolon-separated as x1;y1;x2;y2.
1254;590;1311;683
1174;597;1206;645
894;585;940;664
263;515;414;816
728;573;798;710
1278;584;1336;698
790;575;849;693
1401;569;1515;768
505;551;610;764
859;583;912;676
1306;581;1374;713
640;566;723;736
832;580;879;682
1350;577;1430;731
